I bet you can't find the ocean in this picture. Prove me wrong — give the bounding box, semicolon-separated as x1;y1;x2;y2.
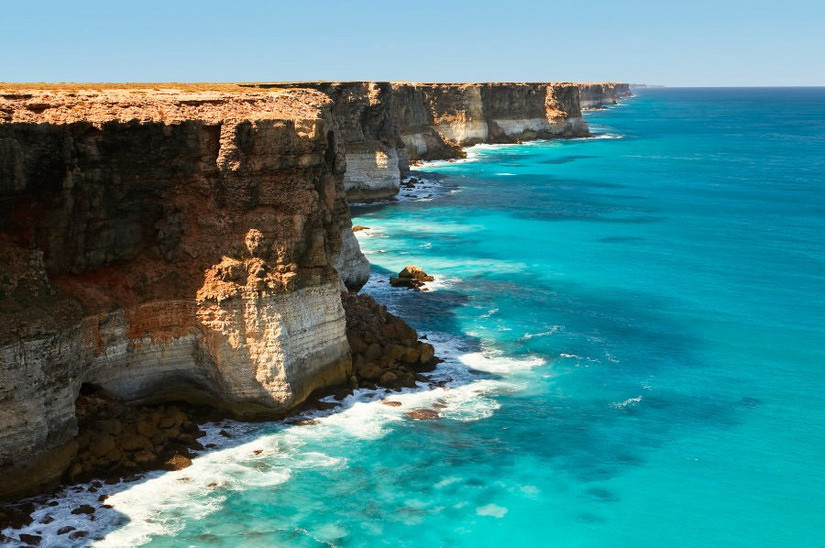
10;88;825;546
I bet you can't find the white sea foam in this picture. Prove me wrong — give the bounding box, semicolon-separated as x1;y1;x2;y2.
434;476;462;489
96;435;310;546
478;307;499;319
352;226;383;239
611;396;643;409
418;274;460;292
434;381;503;422
412;143;514;169
522;325;563;339
459;351;545;375
571;132;624;141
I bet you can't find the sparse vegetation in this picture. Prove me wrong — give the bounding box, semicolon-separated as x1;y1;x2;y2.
0;82;307;93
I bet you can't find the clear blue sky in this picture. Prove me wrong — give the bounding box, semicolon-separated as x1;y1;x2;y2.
2;0;824;86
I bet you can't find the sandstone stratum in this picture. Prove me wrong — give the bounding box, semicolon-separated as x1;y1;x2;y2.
0;81;627;501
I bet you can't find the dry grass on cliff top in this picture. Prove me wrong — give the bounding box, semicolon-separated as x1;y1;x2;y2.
0;84;336;124
0;82;293;92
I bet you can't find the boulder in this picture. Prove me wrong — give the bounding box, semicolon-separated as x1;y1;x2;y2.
390;265;434;289
342;292;441;391
163;454;192;471
406;408;440;420
70;505;95;515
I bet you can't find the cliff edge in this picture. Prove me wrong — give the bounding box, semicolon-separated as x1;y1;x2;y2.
0;87;370;499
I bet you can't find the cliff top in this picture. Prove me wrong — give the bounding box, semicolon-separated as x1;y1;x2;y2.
0;82;628;90
0;81;629;125
0;86;332;125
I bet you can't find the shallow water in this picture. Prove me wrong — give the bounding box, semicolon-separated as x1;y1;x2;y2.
7;88;825;547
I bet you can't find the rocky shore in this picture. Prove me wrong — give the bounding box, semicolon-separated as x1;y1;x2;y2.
0;81;627;509
343;292;437;391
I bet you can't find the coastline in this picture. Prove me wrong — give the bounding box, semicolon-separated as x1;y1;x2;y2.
1;83;632;540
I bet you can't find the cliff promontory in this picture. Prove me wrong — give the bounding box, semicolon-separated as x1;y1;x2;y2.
0;80;627;501
0;87;371;499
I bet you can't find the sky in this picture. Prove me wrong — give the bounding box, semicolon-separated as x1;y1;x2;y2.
2;0;824;86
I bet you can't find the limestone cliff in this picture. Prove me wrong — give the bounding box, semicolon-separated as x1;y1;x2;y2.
250;82;592;199
0;88;369;499
577;83;632;109
399;82;588;162
250;82;406;201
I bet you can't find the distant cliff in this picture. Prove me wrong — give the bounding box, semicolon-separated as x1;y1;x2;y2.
251;82;593;199
577;83;632;109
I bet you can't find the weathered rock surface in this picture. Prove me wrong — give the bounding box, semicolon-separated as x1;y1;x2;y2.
342;293;436;391
390;265;435;289
577;83;632;109
250;82;598;199
251;82;407;201
0;88;367;500
398;82;588;162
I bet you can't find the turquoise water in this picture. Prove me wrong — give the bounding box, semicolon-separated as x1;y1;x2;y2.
344;88;825;546
20;88;825;547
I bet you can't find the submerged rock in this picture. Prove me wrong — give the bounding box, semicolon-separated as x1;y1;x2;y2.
406;408;440;420
18;533;42;545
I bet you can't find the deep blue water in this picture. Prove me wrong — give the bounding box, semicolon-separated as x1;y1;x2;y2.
16;88;825;547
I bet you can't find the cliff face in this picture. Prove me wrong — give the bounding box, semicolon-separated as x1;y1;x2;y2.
400;82;587;162
294;83;406;201
0;88;369;499
251;82;407;201
577;83;632;109
251;82;591;199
